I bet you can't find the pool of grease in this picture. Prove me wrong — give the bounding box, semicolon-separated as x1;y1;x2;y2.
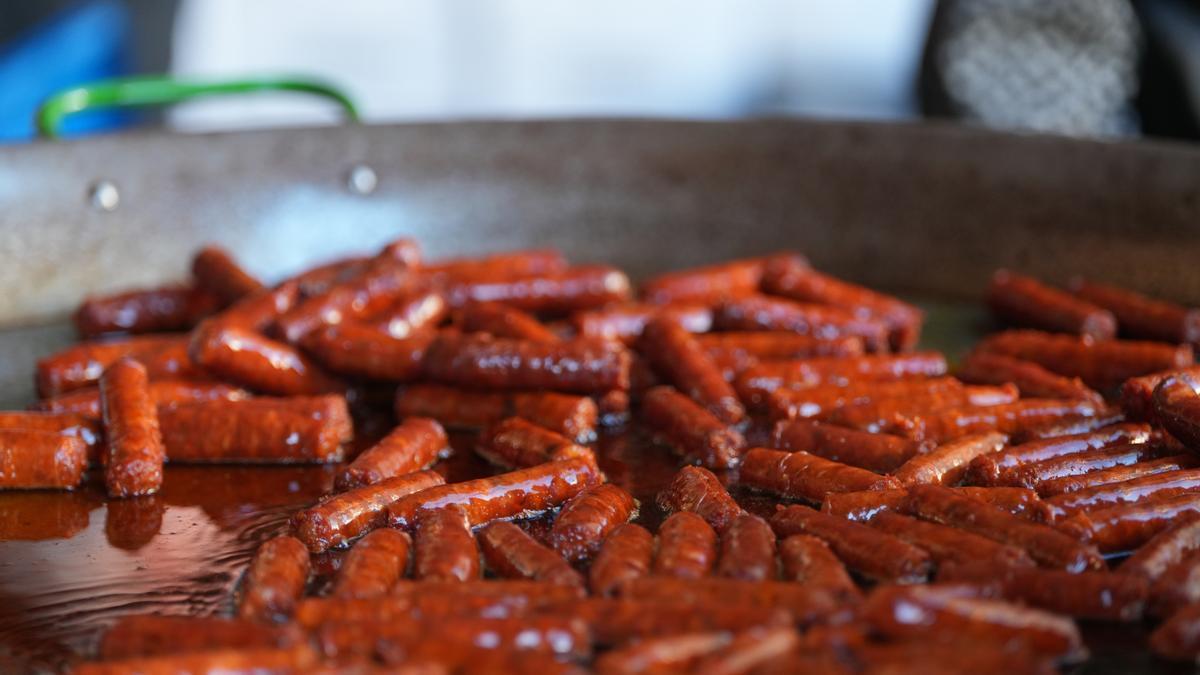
0;302;1187;674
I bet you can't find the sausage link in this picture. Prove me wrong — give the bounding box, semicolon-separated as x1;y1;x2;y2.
238;535;311;622
940;561;1148;621
303;323;432;381
642;317;746;424
654;511;718;579
641;255;788;305
1059;492;1200;554
439;265;631;313
421;249;567;281
965;423;1152;486
734;352;948;407
615;577;849;627
957;352;1102;403
191;246;266;305
1012;407;1128;443
479;521;584;587
656;466;744;534
36;334;199;397
871;511;1035;569
98;614;299;660
423;333;630;394
292;470;446;552
714;294;889;352
509;392;598;444
1009;442;1162;492
891;431;1007;487
986;270;1116;339
458;302;560;342
819;385;1015;433
692;626;800;675
1151;602;1200;661
777;535;859;598
190;323;343;395
572;302;713;344
823;487;1053;524
884;398;1103;444
338;417;446;489
34;379;249;419
642;386;745;469
413;504;480;582
395;384;597;442
74;285;219;338
75;646;318;675
592;631;732;674
1120;515;1200;579
331;528;411;599
101;358;164;497
739;447;900;503
765;376;962;421
475;417;589;469
770;420;926;474
549;484;637;562
1072;278;1200;346
716;514;778;581
276;249;415;343
1154;373;1200;450
1120;366;1200;423
549;597;790;647
588;523;654;596
372;290;448;339
0;429;88;489
386;455;602;529
159;396;352;463
698;331;865;366
770;505;930;583
1046;467;1200;514
854;641;1059;675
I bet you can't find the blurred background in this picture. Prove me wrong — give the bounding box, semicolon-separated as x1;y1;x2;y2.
3;0;1200;142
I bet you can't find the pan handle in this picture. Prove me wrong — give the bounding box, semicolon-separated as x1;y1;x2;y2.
36;75;360;139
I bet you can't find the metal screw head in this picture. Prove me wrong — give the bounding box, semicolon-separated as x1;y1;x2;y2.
89;180;120;211
347;164;377;195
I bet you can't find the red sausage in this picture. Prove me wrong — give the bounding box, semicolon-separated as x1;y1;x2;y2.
422;333;631;394
1151;602;1200;661
439;265;631;313
34;379;249;418
656;466;745;534
940;560;1148;621
957;351;1102;403
572;302;713;344
1046;467;1200;513
75;646;319;675
654;512;718;579
770;419;926;474
735;352;948;406
98;614;299;660
553;598;790;647
641;317;746;424
422;249;566;281
698;331;865;371
884;398;1104;444
1121;515;1200;579
823;487;1053;524
1120;366;1200;423
189;323;344;395
302;323;433;381
191;246;266;305
337;417;447;489
158;396;352;464
458;302;560;343
641;386;746;469
413;504;480;582
615;577;848;627
1059;492;1200;554
74;285;219;338
372;290;448;339
1072;278;1200;346
1037;455;1197;499
714;294;889;352
986;270;1116;339
870;511;1035;569
777;534;859;598
589;523;655;596
0;429;88;489
101;358;165;497
478;521;584;587
238;535;311;622
36;334;200;397
716;514;778;581
591;631;733;674
770;505;931;583
641;255;787;305
891;431;1008;487
396;385;598;442
739;447;900;503
764;375;962;420
1009;442;1163;492
292;470;446;552
965;423;1152;486
331;528;411;599
549;484;637;562
475;417;590;469
1154;373;1200;450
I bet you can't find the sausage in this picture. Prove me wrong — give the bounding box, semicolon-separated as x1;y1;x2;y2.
764;376;963;420
292;470;446;552
395;385;597;442
761;258;923;352
1072;278;1200;346
98;614;300;660
1148;551;1200;618
422;248;567;281
769;420;921;475
0;411;104;458
386;455;602;529
572;303;713;344
478;521;584;587
1012;407;1128;443
642;386;745;469
191;246;266;305
159;395;352;463
891;431;1008;487
956;352;1102;403
641;317;746;424
734;352;948;406
716;514;778;581
104;494;164;550
863;585;1086;662
36;334;200;397
319;615;591;663
331;528;411;599
692;626;801;675
654;511;719;579
1154;373;1200;450
964;423;1152;486
656;466;745;534
1037;455;1200;499
1120;366;1200;423
1008;442;1162;492
1151;602;1200;661
549;598;790;647
975;329;1193;391
238;535;311;622
640;255;788;305
815;384;1015;432
74;285;219;338
697;331;865;365
777;534;859;598
1046;467;1200;513
0;429;88;490
439;265;632;313
190;323;344;395
739;447;900;503
33;379;250;418
302;323;433;381
1059;492;1200;554
458;302;560;342
413;504;480;582
549;484;637;562
589;523;654;596
592;631;733;675
422;333;631;394
1120;515;1200;579
74;646;319;675
373;290;448;338
940;561;1149;621
853;641;1059;675
870;511;1035;569
475;417;590;469
615;577;848;627
884;398;1104;444
338;417;447;489
714;294;889;352
823;486;1053;524
986;270;1116;339
101;358;165;497
770;505;930;583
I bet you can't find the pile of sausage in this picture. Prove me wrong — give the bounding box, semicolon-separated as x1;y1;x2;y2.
13;242;1200;673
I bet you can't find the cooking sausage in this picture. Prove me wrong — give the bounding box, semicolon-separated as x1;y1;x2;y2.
964;423;1152;486
870;511;1035;569
656;466;744;534
691;626;800;675
479;521;584;587
0;411;103;460
761;257;923;352
215;282;302;331
883;398;1104;444
548;598;790;647
815;384;1014;434
101;358;164;497
1059;492;1200;554
592;631;733;675
475;417;590;469
386;455;602;529
1154;373;1200;450
853;641;1058;675
0;429;88;490
1148;551;1200;618
903;484;1104;571
769;505;931;583
588;523;654;596
739;447;900;503
986;270;1116;339
777;534;859;598
292;470;446;552
74;285;219;338
422;333;631;394
238;535;311;622
1012;407;1128;443
939;560;1148;621
975;329;1193;391
768;420;926;474
331;528;411;599
458;302;560;343
716;514;778;581
98;614;300;660
36;334;200;397
189;323;344;395
642;317;746;424
1072;278;1200;346
642;386;746;469
159;395;352;463
413;504;480;582
764;376;962;420
373;290;448;339
191;246;265;305
641;255;789;305
614;577;848;627
891;431;1007;487
1120;366;1200;423
395;384;598;442
714;294;889;352
572;303;713;344
1120;515;1200;579
439;265;631;313
422;249;567;281
1150;602;1200;661
956;351;1103;403
33;379;250;418
734;352;948;406
823;486;1054;524
302;323;433;381
549;484;637;563
698;331;865;369
653;511;718;579
1008;442;1162;492
337;417;447;489
74;646;319;675
1046;467;1200;513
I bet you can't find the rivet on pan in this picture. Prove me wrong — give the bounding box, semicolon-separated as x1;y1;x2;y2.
347;164;377;195
89;180;120;212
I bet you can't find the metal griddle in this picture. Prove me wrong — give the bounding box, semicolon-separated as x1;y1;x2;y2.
0;119;1198;674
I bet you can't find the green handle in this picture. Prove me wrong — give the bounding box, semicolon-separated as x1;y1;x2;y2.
36;75;360;139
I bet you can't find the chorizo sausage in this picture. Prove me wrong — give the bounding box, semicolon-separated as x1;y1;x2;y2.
549;484;637;563
692;626;800;675
883;398;1103;444
1059;492;1200;554
395;384;598;442
36;334;200;397
777;534;859;598
1071;278;1200;346
734;352;948;406
819;386;1015;434
986;270;1116;339
653;511;718;579
1150;602;1200;661
939;561;1148;621
641;386;746;469
421;249;567;281
588;523;654;596
1034;455;1199;502
422;333;631;394
572;302;713;344
641;317;745;424
964;423;1152;486
413;504;480;582
550;598;790;647
1009;442;1162;492
641;255;790;305
302;323;432;381
1120;366;1200;423
33;379;249;419
769;505;931;583
338;417;447;489
1012;407;1128;443
475;417;590;469
823;486;1053;524
98;614;299;660
716;514;778;581
238;535;311;622
1046;467;1200;513
292;470;446;552
764;376;962;420
75;646;318;675
656;465;744;534
373;290;448;339
698;331;865;367
101;358;165;497
592;631;732;675
478;521;584;587
770;419;926;474
331;528;411;599
439;265;631;313
458;302;560;343
957;351;1102;403
189;323;344;396
1148;551;1200;618
870;511;1035;569
0;429;88;490
191;246;265;305
104;494;164;550
1120;515;1200;579
614;577;848;627
739;447;900;503
1154;373;1200;450
276;248;415;343
714;294;889;352
891;431;1007;487
74;285;219;338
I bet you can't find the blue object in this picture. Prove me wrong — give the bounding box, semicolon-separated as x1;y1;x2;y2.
0;0;133;141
